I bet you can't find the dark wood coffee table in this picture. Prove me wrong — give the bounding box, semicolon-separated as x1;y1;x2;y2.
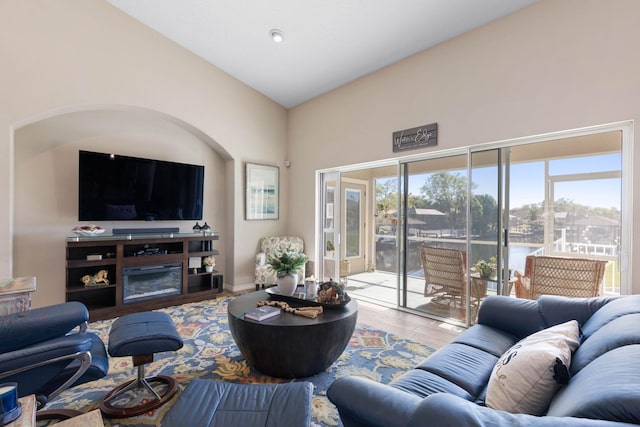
227;290;358;378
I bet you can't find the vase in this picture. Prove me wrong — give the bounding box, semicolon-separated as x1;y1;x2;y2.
276;272;298;296
205;266;214;273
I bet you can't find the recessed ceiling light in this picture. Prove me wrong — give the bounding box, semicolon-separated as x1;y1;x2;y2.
269;29;284;43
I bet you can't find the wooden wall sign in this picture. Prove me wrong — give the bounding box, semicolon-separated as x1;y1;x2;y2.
392;122;438;152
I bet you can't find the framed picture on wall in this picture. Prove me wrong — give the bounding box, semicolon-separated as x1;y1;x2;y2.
245;163;279;220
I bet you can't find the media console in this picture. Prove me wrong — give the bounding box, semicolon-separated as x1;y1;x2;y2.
66;232;222;321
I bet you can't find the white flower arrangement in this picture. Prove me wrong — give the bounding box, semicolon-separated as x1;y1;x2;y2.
474;257;497;279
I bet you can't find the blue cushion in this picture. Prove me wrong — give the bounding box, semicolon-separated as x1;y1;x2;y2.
580;296;640;339
162;379;312;427
409;393;637;427
537;295;613;330
416;343;498;398
571;313;640;375
108;311;183;357
453;324;518;357
0;302;89;353
547;345;640;423
478;296;545;339
390;369;472;400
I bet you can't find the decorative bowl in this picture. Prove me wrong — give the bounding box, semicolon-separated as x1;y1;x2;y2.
265;285;351;308
71;225;105;236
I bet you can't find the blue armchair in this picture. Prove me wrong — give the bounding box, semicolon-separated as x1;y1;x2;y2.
0;301;108;414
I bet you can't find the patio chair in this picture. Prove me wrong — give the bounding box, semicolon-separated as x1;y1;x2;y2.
514;255;607;300
420;246;486;307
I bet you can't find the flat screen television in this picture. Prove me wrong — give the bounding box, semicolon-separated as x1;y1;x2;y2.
78;150;204;221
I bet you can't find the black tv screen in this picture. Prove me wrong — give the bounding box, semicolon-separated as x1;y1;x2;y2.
78;150;204;221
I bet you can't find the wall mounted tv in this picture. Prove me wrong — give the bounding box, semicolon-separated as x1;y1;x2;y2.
78;150;204;221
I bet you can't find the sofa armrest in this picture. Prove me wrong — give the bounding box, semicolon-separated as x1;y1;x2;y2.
327;376;422;427
407;394;636;427
0;333;94;375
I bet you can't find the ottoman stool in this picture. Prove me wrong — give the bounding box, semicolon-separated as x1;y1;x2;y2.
161;379;313;427
100;311;183;418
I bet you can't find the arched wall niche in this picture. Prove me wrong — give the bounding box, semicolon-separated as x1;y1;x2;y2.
12;104;232;308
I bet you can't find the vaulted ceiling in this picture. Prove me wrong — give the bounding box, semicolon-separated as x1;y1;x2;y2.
106;0;539;108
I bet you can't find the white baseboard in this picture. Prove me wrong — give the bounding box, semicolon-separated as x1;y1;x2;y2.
226;282;258;293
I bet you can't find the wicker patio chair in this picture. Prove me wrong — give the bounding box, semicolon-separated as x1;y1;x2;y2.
514;255;607;300
420;246;487;307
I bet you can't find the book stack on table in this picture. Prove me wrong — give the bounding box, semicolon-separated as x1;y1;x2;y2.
244;305;281;321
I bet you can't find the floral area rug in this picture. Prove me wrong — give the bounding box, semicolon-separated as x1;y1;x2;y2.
44;297;435;426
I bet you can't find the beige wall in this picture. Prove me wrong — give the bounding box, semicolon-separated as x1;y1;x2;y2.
3;0;640;307
0;0;290;306
288;0;640;293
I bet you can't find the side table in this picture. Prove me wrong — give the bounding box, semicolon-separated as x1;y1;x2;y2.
6;395;35;427
6;395;103;427
0;277;36;315
55;410;104;427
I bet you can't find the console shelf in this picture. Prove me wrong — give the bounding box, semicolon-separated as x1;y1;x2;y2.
66;232;222;321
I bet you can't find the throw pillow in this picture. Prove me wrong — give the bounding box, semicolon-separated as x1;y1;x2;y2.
485;320;580;415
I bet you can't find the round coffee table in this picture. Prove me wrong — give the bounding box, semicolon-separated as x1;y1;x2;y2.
227;290;358;378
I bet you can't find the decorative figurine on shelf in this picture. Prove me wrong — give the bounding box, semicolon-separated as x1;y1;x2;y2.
81;270;109;287
203;256;216;273
201;222;212;250
192;222;202;232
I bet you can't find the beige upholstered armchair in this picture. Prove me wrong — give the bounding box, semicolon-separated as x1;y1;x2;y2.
255;236;306;287
514;255;607;300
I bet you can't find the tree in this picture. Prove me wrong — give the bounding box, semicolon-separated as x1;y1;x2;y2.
407;193;428;209
473;193;498;237
375;177;398;230
420;172;470;232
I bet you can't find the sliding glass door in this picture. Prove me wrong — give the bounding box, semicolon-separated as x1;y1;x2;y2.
467;132;622;305
318;123;627;327
341;180;368;278
506;132;622;296
403;154;470;322
468;149;509;302
320;171;340;281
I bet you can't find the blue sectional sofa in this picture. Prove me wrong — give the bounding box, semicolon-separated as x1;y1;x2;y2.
328;295;640;427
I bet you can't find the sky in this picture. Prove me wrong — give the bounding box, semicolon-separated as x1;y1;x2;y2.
407;153;621;210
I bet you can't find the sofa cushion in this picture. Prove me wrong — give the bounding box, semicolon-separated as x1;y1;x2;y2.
537;295;613;330
486;320;579;415
416;343;498;398
571;313;640;375
453;324;518;357
390;369;472;401
409;393;636;427
477;296;546;339
547;344;640;424
580;295;640;339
